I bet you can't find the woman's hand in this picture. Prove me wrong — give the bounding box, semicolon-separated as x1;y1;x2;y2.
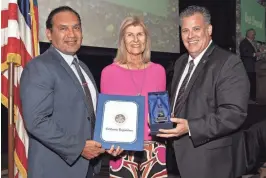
106;145;124;157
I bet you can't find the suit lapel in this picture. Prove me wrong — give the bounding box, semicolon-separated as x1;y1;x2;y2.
243;38;255;52
170;55;188;108
175;43;216;115
48;47;91;112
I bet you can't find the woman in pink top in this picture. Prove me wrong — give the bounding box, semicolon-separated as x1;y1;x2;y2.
101;16;167;178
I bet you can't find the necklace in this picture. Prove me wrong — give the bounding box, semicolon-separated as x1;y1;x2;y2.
126;62;146;96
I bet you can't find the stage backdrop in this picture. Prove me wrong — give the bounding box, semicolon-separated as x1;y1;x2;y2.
38;0;180;53
241;0;265;42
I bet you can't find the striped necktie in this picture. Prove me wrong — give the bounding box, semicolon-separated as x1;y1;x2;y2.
174;60;195;115
72;58;95;139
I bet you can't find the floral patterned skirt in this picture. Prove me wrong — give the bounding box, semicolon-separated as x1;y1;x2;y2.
109;141;168;178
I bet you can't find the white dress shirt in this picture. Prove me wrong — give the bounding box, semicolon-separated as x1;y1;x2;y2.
172;40;212;135
56;49;97;112
172;40;212;111
247;38;257;52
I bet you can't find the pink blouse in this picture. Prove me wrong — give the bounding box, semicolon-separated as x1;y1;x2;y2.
100;62;166;140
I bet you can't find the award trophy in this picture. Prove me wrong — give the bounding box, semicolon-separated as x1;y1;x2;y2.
148;91;172;135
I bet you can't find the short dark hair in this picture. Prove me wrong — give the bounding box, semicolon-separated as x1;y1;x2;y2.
180;5;211;25
246;28;255;37
46;6;81;29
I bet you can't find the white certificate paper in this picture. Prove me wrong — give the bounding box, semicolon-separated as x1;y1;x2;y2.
101;100;138;143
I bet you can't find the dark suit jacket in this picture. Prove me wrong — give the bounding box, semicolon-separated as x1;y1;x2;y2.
170;43;250;178
244;120;266;173
256;59;266;104
20;46;101;178
239;38;257;73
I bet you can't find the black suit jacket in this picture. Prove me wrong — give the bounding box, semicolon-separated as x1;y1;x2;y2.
170;43;250;178
239;38;257;73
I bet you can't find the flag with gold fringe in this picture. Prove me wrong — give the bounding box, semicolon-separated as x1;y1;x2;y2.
1;0;39;177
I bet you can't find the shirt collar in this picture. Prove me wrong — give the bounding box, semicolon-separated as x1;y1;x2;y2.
246;37;253;43
246;38;257;50
54;47;78;66
188;40;212;65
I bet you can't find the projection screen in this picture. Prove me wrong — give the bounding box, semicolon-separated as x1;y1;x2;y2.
38;0;180;53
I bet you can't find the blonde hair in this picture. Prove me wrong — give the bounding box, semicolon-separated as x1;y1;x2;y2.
114;16;151;64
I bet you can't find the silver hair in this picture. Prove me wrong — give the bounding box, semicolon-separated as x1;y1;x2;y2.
180;6;211;25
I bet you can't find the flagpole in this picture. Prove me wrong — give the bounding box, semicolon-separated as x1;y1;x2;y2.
8;62;15;178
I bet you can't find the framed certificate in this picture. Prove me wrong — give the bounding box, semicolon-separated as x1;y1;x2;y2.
93;94;145;151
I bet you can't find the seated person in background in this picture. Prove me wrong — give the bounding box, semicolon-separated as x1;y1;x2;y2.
245;120;266;177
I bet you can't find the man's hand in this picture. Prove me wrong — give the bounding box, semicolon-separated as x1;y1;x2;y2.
255;52;262;57
156;118;189;138
106;145;124;157
81;140;105;160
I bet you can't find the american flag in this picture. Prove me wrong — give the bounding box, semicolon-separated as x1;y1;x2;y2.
1;0;39;177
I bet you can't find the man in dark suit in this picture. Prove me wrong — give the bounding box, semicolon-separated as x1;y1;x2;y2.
20;6;118;178
157;6;250;178
239;29;261;101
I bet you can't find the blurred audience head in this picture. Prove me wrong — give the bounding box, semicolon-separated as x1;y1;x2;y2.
246;28;256;41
